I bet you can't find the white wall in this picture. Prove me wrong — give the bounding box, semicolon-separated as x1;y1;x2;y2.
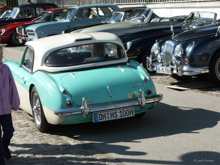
119;1;220;19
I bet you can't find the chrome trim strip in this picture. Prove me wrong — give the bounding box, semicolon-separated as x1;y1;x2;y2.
54;94;163;117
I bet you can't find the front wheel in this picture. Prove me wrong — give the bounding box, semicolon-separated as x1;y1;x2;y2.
31;86;51;132
9;32;25;46
209;53;220;86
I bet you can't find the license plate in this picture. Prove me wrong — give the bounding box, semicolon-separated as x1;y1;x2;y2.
156;66;172;74
93;107;135;123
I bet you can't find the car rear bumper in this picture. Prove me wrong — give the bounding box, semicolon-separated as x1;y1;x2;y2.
54;92;163;118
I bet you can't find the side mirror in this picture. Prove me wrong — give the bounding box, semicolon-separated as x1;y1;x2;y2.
215;26;220;37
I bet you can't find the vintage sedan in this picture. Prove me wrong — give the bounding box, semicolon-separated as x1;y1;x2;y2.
148;24;220;85
71;11;215;69
0;8;66;45
4;32;162;132
0;3;58;27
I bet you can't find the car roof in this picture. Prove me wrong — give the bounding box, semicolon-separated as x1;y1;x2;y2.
14;3;58;8
68;4;118;9
26;32;126;72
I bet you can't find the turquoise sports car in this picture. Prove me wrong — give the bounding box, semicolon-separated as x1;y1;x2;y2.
4;32;163;132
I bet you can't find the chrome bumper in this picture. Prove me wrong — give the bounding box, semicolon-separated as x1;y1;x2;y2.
54;91;163;118
148;57;209;76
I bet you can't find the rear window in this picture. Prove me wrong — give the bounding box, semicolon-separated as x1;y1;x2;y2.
45;43;125;67
97;7;113;17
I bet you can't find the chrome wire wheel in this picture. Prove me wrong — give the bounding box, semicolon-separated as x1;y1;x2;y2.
32;93;42;126
31;86;50;132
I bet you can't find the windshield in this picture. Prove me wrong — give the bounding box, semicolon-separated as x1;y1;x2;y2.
108;12;123;22
59;8;77;20
33;11;51;22
126;9;147;21
0;11;11;18
184;12;215;23
45;42;126;67
8;7;19;18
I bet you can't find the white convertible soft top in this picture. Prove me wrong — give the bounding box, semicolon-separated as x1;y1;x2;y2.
25;32;128;72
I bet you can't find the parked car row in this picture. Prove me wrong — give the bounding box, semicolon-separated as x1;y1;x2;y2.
148;24;220;85
2;2;220;133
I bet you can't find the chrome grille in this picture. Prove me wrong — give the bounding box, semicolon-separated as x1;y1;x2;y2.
161;40;176;66
17;28;22;34
26;29;35;36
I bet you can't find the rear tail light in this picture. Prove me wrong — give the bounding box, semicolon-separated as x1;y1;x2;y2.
67;101;72;107
146;89;152;95
144;78;148;82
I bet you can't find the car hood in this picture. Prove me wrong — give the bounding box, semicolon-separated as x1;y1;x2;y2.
58;65;149;106
5;21;34;27
26;20;69;30
172;25;218;42
78;22;173;37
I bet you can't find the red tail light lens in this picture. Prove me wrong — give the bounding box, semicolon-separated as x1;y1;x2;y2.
67;101;72;107
146;89;152;95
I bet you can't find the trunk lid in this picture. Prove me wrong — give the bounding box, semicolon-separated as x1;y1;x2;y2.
58;65;147;106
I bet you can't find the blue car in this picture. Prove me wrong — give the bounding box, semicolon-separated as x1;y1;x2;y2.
25;4;119;41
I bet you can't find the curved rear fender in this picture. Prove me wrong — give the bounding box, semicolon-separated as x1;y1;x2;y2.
30;72;65;111
129;59;156;95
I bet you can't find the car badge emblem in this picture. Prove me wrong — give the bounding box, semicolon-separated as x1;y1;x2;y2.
133;83;142;88
88;100;94;104
107;86;113;98
128;94;134;98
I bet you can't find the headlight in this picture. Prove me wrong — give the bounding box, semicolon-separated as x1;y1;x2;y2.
0;29;6;35
174;44;184;57
125;41;132;51
151;42;160;56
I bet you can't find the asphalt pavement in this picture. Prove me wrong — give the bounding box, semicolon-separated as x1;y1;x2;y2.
2;45;220;165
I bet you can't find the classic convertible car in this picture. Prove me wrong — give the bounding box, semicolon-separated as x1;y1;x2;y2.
71;11;216;69
0;8;66;45
148;24;220;85
0;3;58;27
4;32;162;132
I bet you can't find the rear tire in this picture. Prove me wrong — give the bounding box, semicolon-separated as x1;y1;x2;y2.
209;53;220;86
31;86;51;132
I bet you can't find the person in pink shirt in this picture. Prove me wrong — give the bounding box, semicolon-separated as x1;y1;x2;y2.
0;46;20;165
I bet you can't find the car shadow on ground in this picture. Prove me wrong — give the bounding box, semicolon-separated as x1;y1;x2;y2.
9;102;220;164
7;149;220;165
150;73;220;95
